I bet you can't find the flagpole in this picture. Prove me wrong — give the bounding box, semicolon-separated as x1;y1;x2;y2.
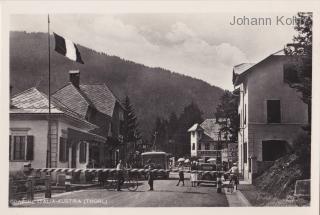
47;14;51;168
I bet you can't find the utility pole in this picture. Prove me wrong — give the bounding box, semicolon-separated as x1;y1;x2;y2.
153;131;158;151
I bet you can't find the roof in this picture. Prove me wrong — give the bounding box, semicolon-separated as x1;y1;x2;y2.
187;123;204;132
200;119;223;141
233;63;255;75
11;87;63;114
233;49;287;86
52;83;90;119
188;118;229;142
10;87;96;129
52;83;119;118
80;84;116;117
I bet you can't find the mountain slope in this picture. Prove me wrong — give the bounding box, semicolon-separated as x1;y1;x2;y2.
10;31;225;139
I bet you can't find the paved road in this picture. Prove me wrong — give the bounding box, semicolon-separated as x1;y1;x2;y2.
15;173;229;207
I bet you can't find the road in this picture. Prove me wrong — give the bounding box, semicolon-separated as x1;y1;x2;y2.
15;173;229;207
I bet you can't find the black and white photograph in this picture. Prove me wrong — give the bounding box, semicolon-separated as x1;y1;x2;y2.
3;0;319;211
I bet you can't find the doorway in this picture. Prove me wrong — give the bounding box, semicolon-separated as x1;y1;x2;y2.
262;140;288;161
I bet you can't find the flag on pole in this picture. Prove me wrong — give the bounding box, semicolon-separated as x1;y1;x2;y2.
53;32;84;64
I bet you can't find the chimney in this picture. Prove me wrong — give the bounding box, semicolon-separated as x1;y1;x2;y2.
69;70;80;88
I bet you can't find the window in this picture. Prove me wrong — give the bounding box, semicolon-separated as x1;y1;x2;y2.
267;100;281;123
192;143;195;150
59;137;69;162
205;143;210;150
283;64;300;84
198;143;201;150
119;110;124;121
198;131;202;139
243;142;247;164
191;131;195;137
79;142;87;163
10;135;34;161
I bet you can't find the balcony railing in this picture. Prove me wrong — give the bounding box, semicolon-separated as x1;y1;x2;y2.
197;150;221;157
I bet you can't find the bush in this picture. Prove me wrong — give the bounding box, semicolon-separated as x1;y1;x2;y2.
292;132;311;178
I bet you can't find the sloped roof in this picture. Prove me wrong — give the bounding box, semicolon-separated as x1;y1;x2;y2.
200;118;222;141
233;63;255;75
187;123;203;132
52;83;90;119
11;87;83;118
233;49;287;86
10;87;97;129
80;84;116;117
52;83;118;118
11;87;62;114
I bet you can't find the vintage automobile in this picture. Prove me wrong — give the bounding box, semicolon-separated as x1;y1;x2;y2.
197;163;217;182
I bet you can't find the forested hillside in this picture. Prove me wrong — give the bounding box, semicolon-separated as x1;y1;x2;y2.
10;31;224;140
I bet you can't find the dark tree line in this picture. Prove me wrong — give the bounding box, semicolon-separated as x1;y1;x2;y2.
150;102;203;157
122;96;142;163
285;12;312;133
285;12;312;178
214;90;239;143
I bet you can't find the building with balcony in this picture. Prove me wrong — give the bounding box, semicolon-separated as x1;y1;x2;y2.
188;118;229;162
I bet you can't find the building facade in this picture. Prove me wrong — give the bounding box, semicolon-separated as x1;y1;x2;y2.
233;50;308;183
52;70;125;167
188;119;229;163
10;70;125;182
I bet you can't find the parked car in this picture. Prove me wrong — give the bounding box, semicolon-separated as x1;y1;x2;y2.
197;163;217;182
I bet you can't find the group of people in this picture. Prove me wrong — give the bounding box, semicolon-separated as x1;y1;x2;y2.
115;159;239;191
116;159;155;191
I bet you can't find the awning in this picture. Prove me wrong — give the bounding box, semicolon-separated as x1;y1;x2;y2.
67;128;107;145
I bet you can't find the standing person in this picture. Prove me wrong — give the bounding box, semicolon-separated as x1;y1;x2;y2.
145;159;155;191
116;160;124;191
176;162;185;186
190;161;196;187
228;163;239;190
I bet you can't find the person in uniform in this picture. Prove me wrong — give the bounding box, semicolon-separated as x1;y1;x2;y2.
145;159;155;191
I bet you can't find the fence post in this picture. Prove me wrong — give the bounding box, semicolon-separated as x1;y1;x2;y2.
45;174;51;198
27;177;34;200
65;174;72;192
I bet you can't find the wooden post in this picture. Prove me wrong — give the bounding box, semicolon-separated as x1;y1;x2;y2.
45;174;51;198
27;177;34;200
65;174;72;192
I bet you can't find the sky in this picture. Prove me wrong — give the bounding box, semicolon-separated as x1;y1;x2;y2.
10;13;296;90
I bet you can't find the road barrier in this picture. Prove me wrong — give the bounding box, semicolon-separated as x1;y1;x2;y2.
31;167;224;175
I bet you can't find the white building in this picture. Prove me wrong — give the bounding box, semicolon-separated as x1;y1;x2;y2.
233;50;308;183
10;88;106;176
188;119;229;162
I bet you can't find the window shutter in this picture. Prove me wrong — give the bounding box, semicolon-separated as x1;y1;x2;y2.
80;142;86;163
59;137;64;162
26;135;34;160
9;135;12;160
